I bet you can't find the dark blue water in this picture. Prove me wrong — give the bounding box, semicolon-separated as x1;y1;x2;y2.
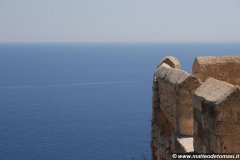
0;43;239;160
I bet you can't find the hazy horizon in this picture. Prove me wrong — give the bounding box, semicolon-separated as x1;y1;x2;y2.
0;0;240;43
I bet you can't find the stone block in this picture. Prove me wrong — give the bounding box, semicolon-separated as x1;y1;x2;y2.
156;64;201;136
176;137;194;153
192;56;240;85
193;78;240;153
157;56;181;69
152;55;240;159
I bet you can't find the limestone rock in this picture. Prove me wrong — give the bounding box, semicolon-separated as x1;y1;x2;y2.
176;137;194;153
194;78;239;105
152;55;240;160
193;78;240;153
157;56;181;69
192;56;240;85
156;64;201;136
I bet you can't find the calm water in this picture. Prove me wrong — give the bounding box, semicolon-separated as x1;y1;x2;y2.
0;43;239;160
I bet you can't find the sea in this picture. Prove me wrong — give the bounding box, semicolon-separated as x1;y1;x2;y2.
0;43;239;160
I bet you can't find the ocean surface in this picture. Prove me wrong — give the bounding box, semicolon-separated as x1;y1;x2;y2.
0;43;239;160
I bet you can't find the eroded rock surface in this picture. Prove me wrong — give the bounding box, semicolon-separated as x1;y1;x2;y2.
152;56;240;160
152;57;200;160
157;56;181;69
193;78;240;153
192;56;240;85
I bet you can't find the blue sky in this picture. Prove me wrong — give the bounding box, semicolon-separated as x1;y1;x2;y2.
0;0;240;42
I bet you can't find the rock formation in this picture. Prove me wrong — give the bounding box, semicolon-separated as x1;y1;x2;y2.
192;56;240;85
193;78;240;153
152;56;240;160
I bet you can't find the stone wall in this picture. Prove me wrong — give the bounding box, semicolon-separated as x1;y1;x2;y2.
151;57;200;160
156;63;201;136
192;56;240;85
193;78;240;153
152;56;240;160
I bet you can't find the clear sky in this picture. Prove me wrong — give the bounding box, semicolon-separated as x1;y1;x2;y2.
0;0;240;43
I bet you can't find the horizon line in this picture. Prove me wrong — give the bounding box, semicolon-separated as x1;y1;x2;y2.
0;41;240;45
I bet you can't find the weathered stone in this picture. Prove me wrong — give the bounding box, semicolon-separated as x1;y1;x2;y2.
156;64;189;85
220;135;240;153
192;56;240;85
152;76;160;110
176;137;194;153
156;65;201;136
194;78;239;105
152;55;240;160
152;57;202;160
157;56;181;69
193;78;240;153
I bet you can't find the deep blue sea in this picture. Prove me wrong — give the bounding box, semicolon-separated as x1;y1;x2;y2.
0;43;239;160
